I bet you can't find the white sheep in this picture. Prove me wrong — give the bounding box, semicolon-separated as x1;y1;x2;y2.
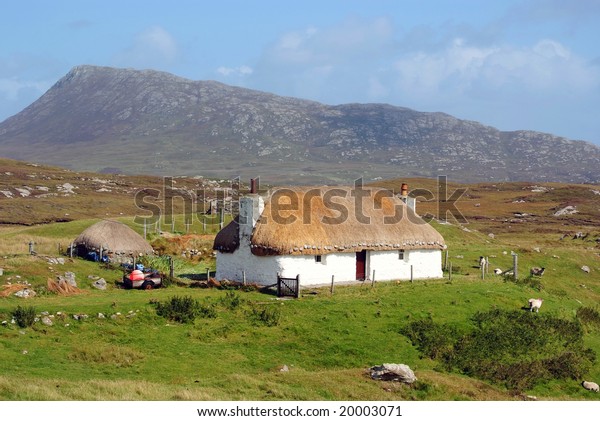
479;256;487;268
582;381;599;392
528;298;543;312
494;268;503;275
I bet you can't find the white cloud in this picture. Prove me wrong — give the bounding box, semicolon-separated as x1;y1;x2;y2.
216;65;253;77
391;38;600;103
0;78;48;100
113;26;179;69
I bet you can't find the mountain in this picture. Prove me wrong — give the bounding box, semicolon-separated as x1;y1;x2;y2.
0;65;599;184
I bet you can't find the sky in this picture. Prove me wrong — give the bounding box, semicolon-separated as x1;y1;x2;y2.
1;0;599;145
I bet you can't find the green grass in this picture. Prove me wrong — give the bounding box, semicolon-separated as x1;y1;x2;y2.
1;176;600;400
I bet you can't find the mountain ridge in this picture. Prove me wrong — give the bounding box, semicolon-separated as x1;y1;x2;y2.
0;65;598;184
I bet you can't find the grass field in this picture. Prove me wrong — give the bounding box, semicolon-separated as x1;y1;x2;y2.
1;167;599;401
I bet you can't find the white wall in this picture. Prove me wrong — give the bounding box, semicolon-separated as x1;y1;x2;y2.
368;249;442;281
216;247;443;286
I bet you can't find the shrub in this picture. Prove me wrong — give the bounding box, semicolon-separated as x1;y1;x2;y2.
12;305;36;328
576;306;600;329
219;290;243;310
250;304;281;327
401;309;595;392
152;295;215;323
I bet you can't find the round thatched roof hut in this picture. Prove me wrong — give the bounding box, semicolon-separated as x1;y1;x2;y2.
73;220;153;260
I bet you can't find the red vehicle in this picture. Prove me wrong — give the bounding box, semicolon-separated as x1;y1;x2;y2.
123;269;162;290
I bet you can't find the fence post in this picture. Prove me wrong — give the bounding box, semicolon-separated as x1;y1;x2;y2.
169;256;174;279
206;268;210;280
449;261;452;281
330;275;335;295
444;250;449;271
410;265;414;283
513;253;518;282
371;270;376;287
277;272;281;297
295;274;300;298
69;242;74;258
242;270;246;286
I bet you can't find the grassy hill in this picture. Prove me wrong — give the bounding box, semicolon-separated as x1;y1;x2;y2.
0;164;599;400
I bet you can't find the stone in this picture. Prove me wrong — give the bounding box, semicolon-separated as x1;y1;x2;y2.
41;316;53;326
370;364;417;384
581;266;591;273
279;365;289;372
14;288;36;298
63;272;77;287
92;278;107;290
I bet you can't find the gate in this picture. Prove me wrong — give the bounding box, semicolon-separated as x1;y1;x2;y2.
277;274;300;298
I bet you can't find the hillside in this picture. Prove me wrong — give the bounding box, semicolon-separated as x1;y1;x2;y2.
0;157;230;225
0;65;599;184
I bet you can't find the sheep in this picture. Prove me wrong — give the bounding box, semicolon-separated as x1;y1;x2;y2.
528;298;543;312
494;268;503;275
582;381;599;392
530;267;545;276
479;256;486;268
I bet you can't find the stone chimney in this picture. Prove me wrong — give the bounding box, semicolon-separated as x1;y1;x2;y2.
400;183;416;213
239;194;264;242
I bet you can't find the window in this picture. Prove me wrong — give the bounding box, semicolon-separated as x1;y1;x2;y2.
315;255;322;263
398;250;405;260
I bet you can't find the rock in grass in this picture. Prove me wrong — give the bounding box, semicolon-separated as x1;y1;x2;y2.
370;364;417;384
92;278;107;290
581;266;591;273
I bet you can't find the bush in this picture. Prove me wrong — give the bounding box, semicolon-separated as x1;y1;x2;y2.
250;304;281;327
152;295;215;323
219;290;243;310
401;309;595;392
576;306;600;329
12;305;36;328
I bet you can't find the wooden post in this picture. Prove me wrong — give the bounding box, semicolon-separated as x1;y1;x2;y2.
171;218;175;233
513;253;518;282
330;275;335;295
206;268;210;280
481;262;485;280
28;241;34;255
295;274;300;298
242;270;246;286
444;249;449;271
410;265;414;283
371;270;376;287
219;208;224;229
169;256;174;279
99;246;103;262
69;242;74;258
277;272;281;297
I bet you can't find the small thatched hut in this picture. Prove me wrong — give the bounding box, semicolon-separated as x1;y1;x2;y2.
214;186;445;286
72;220;153;262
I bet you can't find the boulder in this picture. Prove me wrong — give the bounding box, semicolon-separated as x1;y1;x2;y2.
41;316;53;326
92;278;107;290
582;266;591;273
370;363;417;384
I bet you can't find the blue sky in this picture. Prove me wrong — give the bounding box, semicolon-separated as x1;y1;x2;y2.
1;0;599;144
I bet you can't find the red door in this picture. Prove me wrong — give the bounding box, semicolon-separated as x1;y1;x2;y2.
356;250;366;280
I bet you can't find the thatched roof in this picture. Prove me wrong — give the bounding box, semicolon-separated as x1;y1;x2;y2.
213;215;240;252
215;186;445;256
73;220;154;255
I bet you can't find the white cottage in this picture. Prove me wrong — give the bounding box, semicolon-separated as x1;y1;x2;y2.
213;185;445;286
